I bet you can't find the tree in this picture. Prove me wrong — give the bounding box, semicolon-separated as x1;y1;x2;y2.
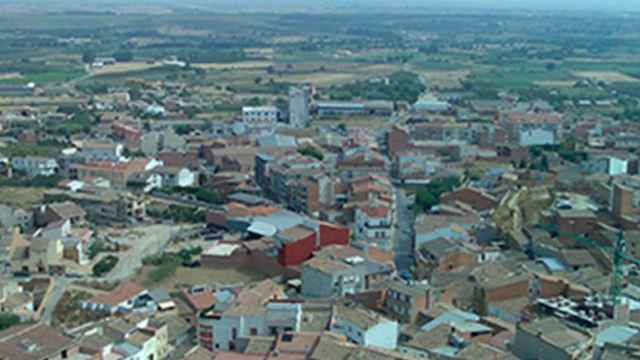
545;62;556;71
254;77;263;85
298;145;324;161
113;49;133;62
82;50;96;64
0;313;20;331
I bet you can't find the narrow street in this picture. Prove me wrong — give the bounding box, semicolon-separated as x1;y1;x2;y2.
393;187;415;273
40;278;68;325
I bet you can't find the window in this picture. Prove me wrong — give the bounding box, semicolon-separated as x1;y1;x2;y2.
250;328;258;336
231;328;237;340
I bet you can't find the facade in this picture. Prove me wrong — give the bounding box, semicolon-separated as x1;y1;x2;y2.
80;140;125;162
83;281;148;314
315;101;365;117
354;206;393;250
383;280;432;324
11;156;58;177
331;302;399;350
289;86;311;128
242;106;279;124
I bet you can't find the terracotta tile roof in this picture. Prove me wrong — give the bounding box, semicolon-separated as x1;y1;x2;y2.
0;324;75;360
88;281;145;307
182;289;216;312
359;206;390;218
72;158;150;174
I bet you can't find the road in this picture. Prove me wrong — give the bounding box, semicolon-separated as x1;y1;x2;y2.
106;224;177;281
393;187;415;272
40;277;69;325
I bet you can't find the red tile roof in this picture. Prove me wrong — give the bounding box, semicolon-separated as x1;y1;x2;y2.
182;289;216;312
88;281;145;307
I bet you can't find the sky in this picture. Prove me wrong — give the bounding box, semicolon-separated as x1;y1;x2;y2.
9;0;640;13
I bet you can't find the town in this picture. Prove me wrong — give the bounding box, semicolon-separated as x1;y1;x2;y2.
0;1;640;360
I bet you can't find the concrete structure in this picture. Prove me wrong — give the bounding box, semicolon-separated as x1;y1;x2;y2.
512;317;589;360
289;86;311;128
331;302;399;350
315;101;365;117
11;156;58;177
242;106;279;124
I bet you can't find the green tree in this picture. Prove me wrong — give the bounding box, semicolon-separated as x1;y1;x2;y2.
0;313;20;331
298;145;324;161
113;49;133;62
82;50;96;64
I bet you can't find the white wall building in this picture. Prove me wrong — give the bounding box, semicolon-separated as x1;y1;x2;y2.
289;86;311;128
331;303;399;350
11;156;58;177
242;106;279;124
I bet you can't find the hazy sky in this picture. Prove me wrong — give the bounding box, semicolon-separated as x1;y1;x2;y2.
8;0;640;12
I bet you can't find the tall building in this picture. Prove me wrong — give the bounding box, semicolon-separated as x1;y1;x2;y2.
289;86;311;128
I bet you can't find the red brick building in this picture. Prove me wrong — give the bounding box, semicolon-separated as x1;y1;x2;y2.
277;222;350;267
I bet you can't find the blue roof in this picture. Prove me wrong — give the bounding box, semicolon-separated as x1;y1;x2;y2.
596;325;637;346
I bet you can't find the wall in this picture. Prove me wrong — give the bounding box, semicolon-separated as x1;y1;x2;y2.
279;232;316;267
318;223;350;248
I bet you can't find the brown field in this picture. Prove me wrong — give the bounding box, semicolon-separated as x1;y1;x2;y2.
0;187;48;208
534;80;577;87
91;62;162;76
314;116;389;129
417;70;470;89
573;71;638;83
194;61;274;70
138;265;269;290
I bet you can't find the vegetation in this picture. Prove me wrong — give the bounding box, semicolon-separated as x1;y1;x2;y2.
415;176;461;213
92;255;119;277
298;145;324;161
160;186;223;205
143;246;203;283
147;204;207;223
328;71;425;103
0;313;20;331
0;175;63;188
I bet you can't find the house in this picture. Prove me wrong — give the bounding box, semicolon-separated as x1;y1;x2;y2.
330;300;399;350
0;205;33;231
383;280;432;324
416;237;477;275
301;245;395;298
11;156;58;177
354;206;393;250
79;139;125;162
0;324;79;360
34;201;86;227
83;281;148;314
440;187;498;212
44;188;145;225
71;158;162;188
153;166;197;188
197;280;286;351
512;317;590;360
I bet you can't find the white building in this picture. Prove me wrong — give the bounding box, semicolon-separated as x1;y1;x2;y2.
289;86;311;128
80;140;125;162
154;166;196;188
354;206;393;249
331;302;399;350
11;156;58;177
242;106;279;124
518;127;558;146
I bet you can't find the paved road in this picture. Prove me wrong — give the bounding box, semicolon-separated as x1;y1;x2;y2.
40;277;69;325
393;187;415;272
106;224;177;281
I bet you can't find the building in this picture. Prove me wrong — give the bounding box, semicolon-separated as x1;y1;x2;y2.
71;158;162;188
301;245;395;298
383;280;432;324
34;201;86;227
242;106;279;124
512;317;590;360
11;156;58;177
197;280;286;351
354;206;393;249
83;281;148;314
289;86;311;128
315;101;365;117
153;166;197;188
331;301;399;350
44;188;145;225
0;324;79;360
79;139;125;162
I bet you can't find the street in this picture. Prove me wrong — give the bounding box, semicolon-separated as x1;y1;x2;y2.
393;187;415;273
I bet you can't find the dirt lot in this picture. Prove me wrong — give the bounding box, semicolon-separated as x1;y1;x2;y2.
0;72;21;80
138;265;269;290
417;70;470;89
573;71;639;83
91;61;162;76
0;187;47;208
193;61;273;70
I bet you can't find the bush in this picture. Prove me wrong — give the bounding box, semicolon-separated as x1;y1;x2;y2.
92;255;119;277
298;145;324;161
0;313;20;331
415;176;461;213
